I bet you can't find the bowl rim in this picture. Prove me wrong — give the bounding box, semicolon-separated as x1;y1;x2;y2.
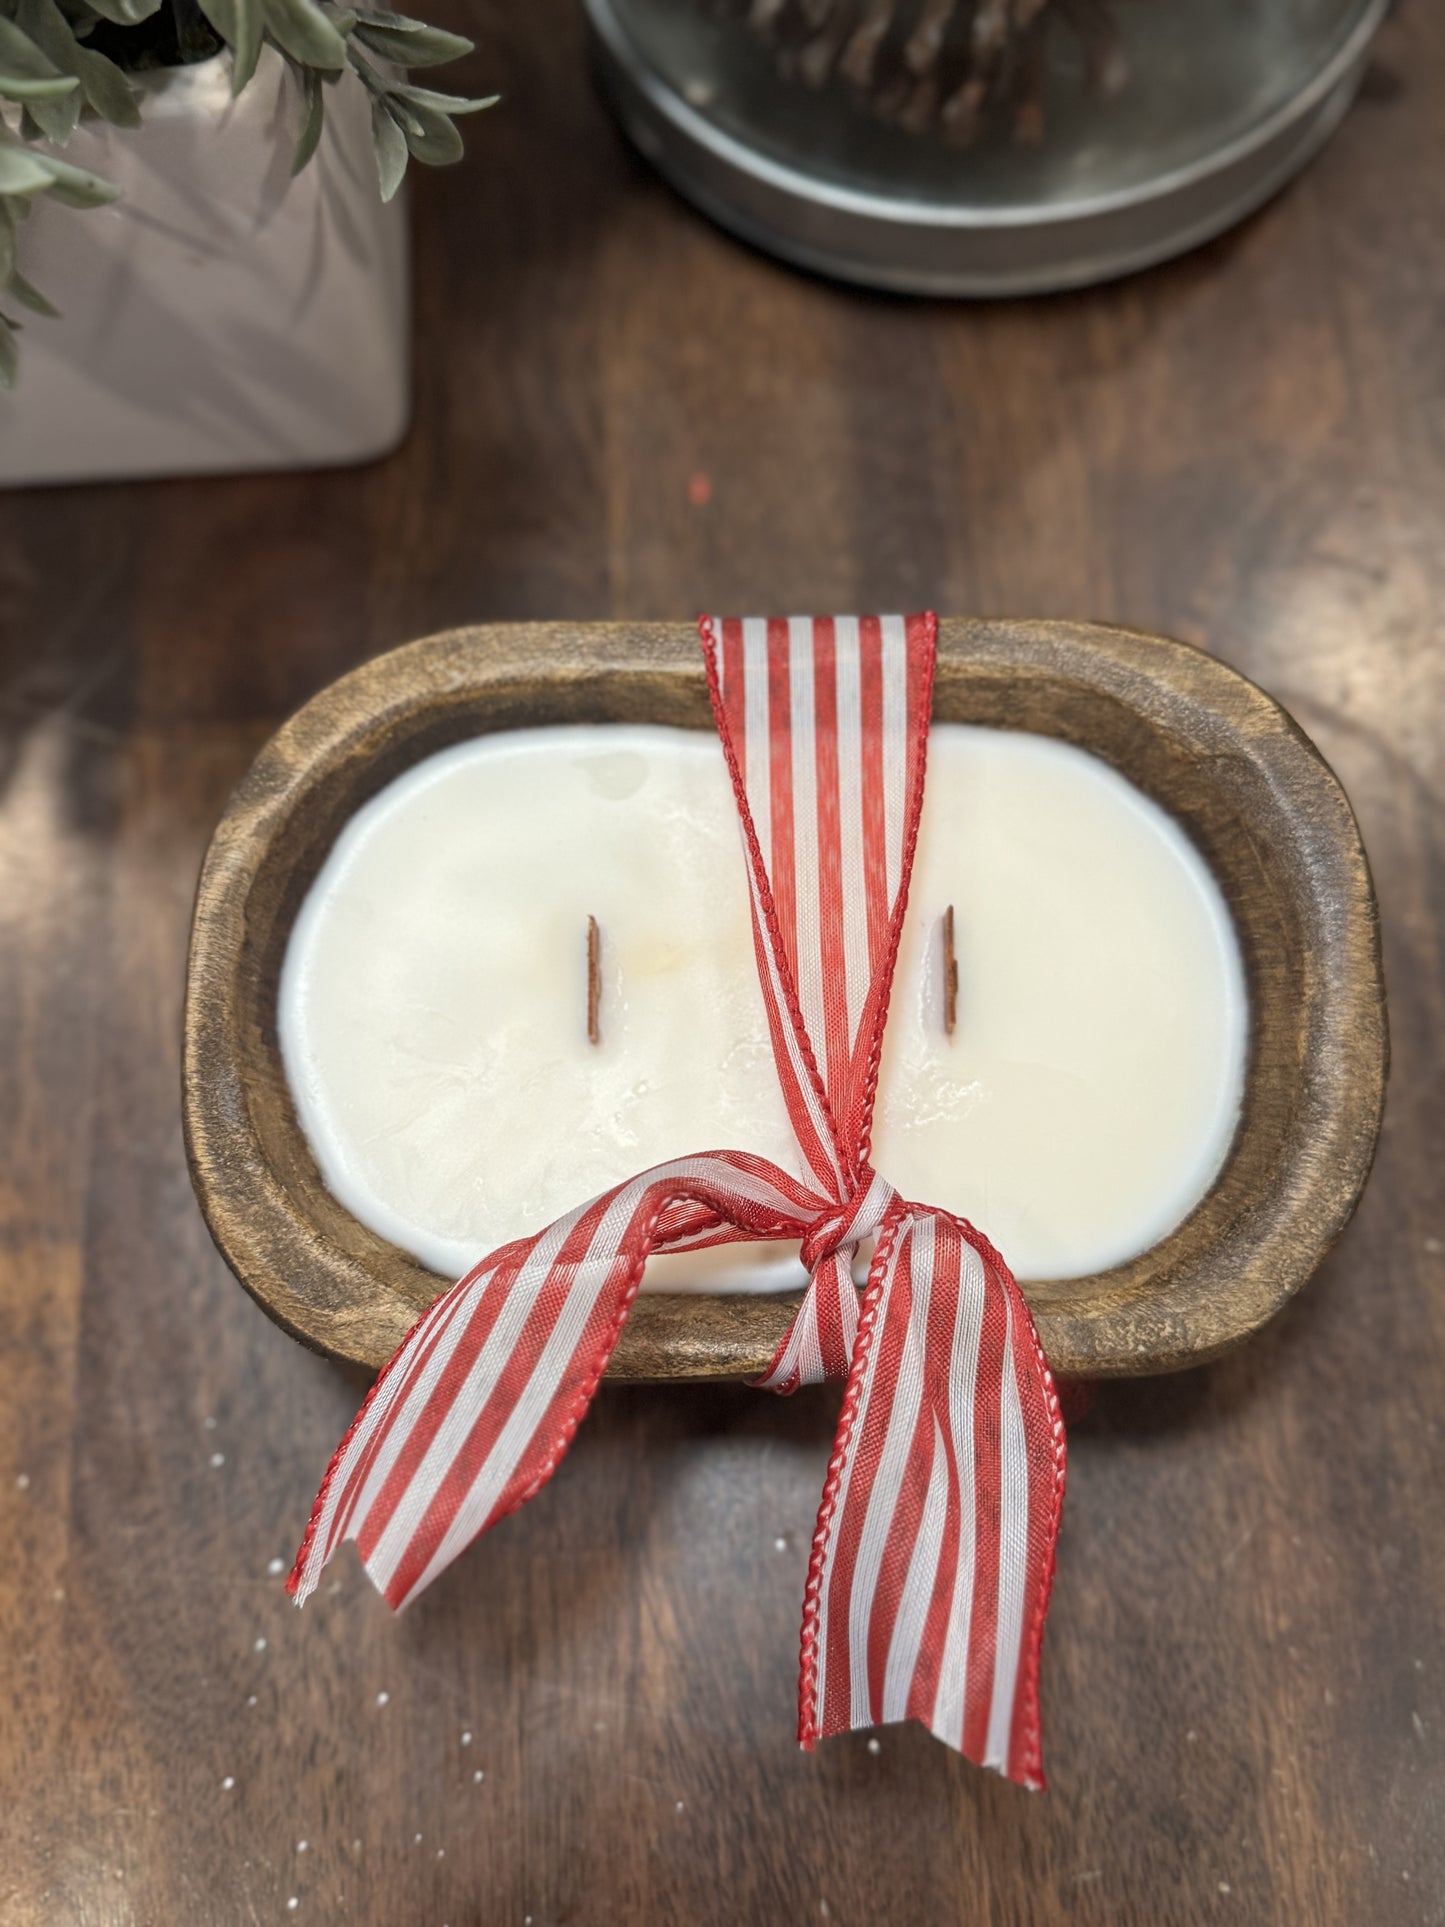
182;617;1387;1379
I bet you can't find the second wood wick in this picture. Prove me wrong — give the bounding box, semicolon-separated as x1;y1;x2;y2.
587;915;602;1045
942;905;958;1037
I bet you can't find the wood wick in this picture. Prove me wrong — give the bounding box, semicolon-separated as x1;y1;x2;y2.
586;915;602;1046
942;904;958;1038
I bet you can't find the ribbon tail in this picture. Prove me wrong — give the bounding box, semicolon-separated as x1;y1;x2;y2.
287;1191;660;1611
796;1208;1066;1786
287;1149;828;1612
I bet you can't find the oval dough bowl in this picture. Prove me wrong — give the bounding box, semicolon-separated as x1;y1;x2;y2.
182;619;1387;1380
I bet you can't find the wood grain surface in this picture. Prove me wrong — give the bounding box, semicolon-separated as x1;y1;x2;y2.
181;617;1385;1381
1;3;1441;1921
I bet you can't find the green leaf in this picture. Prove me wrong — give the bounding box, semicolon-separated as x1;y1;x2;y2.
28;151;122;207
196;0;263;90
0;11;83;141
392;82;495;114
75;0;164;27
391;92;459;165
8;268;58;315
352;20;471;67
0;315;18;391
0;146;56;196
22;82;83;142
0;12;68;75
0;70;81;99
0;183;63;351
290;60;324;172
262;0;347;70
370;93;406;199
381;91;420;135
15;0;140;127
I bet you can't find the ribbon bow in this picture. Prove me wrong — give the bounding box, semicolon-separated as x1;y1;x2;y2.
290;613;1066;1786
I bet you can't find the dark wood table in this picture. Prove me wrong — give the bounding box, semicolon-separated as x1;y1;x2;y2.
2;6;1440;1922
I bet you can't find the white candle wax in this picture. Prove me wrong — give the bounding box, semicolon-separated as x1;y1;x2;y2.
280;724;1246;1291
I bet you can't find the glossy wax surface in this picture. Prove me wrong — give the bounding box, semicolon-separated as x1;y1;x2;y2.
279;723;1247;1289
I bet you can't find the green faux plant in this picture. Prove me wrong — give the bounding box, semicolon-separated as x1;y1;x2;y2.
0;0;494;386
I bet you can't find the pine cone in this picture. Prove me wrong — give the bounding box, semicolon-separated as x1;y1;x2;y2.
711;0;1130;143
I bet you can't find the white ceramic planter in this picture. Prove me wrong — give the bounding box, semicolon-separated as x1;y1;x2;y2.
0;48;409;487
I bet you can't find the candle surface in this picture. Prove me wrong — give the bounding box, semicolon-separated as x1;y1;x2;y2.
280;724;1246;1291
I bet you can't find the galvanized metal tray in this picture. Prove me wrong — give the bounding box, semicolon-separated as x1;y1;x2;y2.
586;0;1387;296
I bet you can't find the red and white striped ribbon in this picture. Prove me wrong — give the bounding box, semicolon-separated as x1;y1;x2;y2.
289;613;1066;1786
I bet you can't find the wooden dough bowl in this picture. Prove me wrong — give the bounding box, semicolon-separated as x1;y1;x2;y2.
182;620;1387;1380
